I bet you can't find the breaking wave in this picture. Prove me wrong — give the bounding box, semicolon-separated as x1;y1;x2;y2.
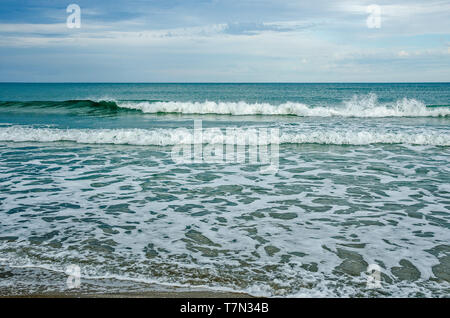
0;126;448;146
0;94;449;117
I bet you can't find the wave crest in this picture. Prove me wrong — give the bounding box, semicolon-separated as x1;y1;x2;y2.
0;126;448;146
117;94;449;117
1;94;449;117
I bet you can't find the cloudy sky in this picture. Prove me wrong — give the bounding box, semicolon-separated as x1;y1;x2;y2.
0;0;449;82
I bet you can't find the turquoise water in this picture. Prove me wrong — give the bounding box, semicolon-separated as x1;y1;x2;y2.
0;83;449;296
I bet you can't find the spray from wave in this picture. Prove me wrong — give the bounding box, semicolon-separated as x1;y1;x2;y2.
116;94;450;117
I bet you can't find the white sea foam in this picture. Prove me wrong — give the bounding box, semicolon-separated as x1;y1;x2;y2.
1;139;449;297
116;94;450;117
1;261;444;298
0;126;448;146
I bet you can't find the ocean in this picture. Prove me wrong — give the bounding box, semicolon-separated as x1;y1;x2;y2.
0;83;449;297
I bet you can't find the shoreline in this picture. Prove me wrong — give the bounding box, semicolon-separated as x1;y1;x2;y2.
0;265;253;298
2;290;253;298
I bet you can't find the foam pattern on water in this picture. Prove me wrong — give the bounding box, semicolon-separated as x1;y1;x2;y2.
0;142;449;297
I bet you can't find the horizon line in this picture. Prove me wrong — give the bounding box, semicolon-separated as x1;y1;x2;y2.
1;81;449;84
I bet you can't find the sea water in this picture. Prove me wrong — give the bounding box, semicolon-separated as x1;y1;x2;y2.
0;83;449;296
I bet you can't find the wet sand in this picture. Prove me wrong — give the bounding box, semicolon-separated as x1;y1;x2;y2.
0;265;252;298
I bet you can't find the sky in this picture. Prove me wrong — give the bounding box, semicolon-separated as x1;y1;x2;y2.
0;0;449;82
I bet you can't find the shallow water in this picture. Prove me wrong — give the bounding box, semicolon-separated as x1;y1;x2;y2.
0;83;449;297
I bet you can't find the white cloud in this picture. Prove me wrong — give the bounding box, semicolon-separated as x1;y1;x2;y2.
337;1;450;17
335;0;450;35
0;1;449;82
